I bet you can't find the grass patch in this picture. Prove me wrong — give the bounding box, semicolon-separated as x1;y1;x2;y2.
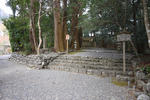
68;50;83;55
111;80;128;87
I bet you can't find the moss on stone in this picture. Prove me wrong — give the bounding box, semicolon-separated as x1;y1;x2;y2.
68;50;83;55
111;81;128;87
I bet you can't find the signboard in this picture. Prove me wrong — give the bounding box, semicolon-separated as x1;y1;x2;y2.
66;34;70;40
117;34;131;42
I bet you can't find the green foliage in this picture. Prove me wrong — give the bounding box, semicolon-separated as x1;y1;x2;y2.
41;14;54;48
24;43;32;54
141;65;150;75
2;16;31;53
3;0;149;54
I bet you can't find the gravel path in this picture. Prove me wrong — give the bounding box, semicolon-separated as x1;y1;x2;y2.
70;48;133;59
0;55;132;100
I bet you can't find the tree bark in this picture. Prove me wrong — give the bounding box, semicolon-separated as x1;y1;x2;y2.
37;1;42;55
142;0;150;48
79;27;82;48
70;0;80;50
133;0;138;52
29;20;35;51
53;0;64;52
29;0;37;52
61;0;68;50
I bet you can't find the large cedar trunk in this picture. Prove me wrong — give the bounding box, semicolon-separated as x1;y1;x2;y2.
142;0;150;48
61;0;68;50
79;27;82;48
53;0;64;52
133;0;143;53
29;0;37;52
70;0;80;50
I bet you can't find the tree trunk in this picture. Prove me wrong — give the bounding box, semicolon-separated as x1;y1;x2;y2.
37;1;42;55
29;20;35;51
133;0;138;52
53;0;64;52
61;0;68;51
70;0;80;50
29;0;37;52
79;27;82;48
142;0;150;48
43;36;46;49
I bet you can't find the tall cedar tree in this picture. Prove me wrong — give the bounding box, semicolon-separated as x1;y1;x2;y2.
61;0;68;50
70;0;80;50
142;0;150;48
53;0;64;52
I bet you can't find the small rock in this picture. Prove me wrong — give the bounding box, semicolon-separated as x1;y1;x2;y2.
131;60;138;67
128;71;134;76
137;80;144;88
116;75;121;81
146;74;150;79
137;80;147;93
116;75;130;82
146;82;150;93
137;94;150;100
101;71;107;76
121;76;129;81
135;71;146;80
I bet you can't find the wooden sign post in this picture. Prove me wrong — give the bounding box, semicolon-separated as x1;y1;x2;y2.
66;34;70;53
117;33;131;75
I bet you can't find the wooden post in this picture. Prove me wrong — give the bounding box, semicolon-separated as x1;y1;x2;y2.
66;34;70;53
123;41;126;75
117;33;131;75
67;39;68;53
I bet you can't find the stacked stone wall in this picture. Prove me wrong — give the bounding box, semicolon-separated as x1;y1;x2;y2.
10;52;61;69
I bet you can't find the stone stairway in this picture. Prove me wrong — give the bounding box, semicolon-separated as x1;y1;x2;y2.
47;55;132;77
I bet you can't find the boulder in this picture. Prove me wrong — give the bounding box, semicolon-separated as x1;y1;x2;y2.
137;94;150;100
134;92;145;98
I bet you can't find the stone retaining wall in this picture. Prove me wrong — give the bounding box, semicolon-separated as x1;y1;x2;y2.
9;52;62;69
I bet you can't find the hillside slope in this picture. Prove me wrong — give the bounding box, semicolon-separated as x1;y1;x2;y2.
0;8;9;22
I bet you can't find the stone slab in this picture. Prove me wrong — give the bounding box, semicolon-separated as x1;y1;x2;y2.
79;69;87;74
87;69;94;75
70;68;79;73
93;70;102;76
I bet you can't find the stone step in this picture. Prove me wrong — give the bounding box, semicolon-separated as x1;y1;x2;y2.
52;59;132;67
47;65;126;77
48;62;131;71
53;59;103;65
58;55;132;64
57;56;100;62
